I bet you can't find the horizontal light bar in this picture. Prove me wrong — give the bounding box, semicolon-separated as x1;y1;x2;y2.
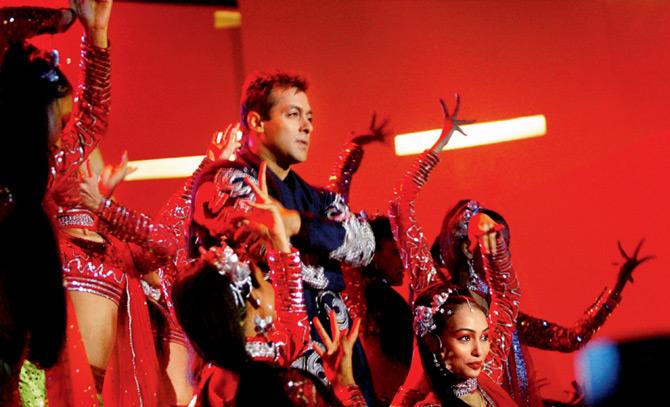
125;155;206;181
394;114;546;156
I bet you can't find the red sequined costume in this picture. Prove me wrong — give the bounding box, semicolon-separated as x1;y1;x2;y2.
388;150;521;406
147;157;215;347
388;151;623;406
192;247;366;406
42;35;169;407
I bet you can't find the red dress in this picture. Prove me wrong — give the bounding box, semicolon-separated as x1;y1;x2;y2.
389;151;521;406
44;36;176;407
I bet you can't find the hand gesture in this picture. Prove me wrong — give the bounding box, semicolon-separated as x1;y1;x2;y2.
350;112;391;145
613;239;655;293
98;151;136;198
237;162;292;255
79;160;105;211
467;212;503;255
313;311;361;386
70;0;112;47
206;123;242;162
430;94;474;154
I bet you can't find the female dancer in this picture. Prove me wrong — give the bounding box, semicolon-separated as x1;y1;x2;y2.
0;6;76;403
432;200;653;406
7;1;178;404
327;115;414;404
174;162;367;406
389;96;520;406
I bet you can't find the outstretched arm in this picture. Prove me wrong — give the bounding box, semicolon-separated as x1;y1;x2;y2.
327;113;391;202
389;95;471;299
50;0;112;188
518;239;654;352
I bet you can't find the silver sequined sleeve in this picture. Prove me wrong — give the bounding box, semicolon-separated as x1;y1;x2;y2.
326;193;375;268
388;150;441;301
481;234;521;385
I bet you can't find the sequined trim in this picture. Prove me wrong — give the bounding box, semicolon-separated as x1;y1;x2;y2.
327;194;375;268
300;261;329;289
245;340;279;362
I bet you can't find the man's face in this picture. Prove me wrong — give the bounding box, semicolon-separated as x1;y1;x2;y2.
258;87;313;167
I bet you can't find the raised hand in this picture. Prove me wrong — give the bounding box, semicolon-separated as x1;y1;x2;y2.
79;160;105;211
430;93;474;154
467;212;504;255
313;310;361;386
206;123;242;162
238;162;292;254
613;239;655;294
350;112;392;145
69;0;112;47
98;151;136;198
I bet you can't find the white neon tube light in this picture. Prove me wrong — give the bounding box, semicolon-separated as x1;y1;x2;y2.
394;114;546;156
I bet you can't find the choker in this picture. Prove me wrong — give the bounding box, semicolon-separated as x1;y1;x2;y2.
452;377;478;398
57;208;98;231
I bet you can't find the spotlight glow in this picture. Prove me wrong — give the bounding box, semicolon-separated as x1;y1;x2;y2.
394;114;546;156
125;155;205;181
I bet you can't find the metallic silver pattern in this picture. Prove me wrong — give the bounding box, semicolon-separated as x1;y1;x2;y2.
388;150;441;299
327;194;375;267
245;340;279;362
300;261;329;290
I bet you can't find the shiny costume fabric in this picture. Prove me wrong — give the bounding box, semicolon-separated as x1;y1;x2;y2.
329;139;414;404
190;243;366;405
466;237;622;406
42;37;163;407
389;150;521;406
190;149;376;403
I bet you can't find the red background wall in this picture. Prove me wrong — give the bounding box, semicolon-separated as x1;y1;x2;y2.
8;0;670;400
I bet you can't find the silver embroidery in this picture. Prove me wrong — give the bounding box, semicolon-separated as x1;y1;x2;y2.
326;194;375;267
301;261;329;290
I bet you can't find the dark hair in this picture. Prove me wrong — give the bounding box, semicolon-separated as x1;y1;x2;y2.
431;200;510;287
414;283;488;406
369;215;394;251
0;41;69;369
172;261;248;372
239;70;308;133
172;257;343;406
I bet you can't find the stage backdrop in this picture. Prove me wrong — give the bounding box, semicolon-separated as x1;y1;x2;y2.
11;0;669;400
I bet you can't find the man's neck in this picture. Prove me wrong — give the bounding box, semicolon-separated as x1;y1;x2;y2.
247;140;291;180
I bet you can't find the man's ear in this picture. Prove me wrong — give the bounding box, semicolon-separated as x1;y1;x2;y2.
247;111;264;133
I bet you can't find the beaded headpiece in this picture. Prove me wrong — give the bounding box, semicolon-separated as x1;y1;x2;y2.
454;200;482;239
199;243;253;310
413;288;454;337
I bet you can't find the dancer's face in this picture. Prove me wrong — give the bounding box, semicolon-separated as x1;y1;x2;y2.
440;304;490;379
257;87;313;167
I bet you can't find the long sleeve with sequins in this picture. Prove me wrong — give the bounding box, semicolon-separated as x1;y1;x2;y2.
388;150;442;300
326;141;364;203
244;248;312;367
50;36;111;189
266;248;311;365
480;234;521;385
517;286;620;352
95;198;178;271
